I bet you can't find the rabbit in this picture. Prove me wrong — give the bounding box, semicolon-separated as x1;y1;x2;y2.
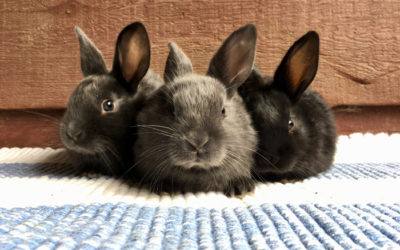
60;22;163;176
238;31;337;182
133;24;258;195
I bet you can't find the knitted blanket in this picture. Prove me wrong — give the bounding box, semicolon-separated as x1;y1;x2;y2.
0;133;399;249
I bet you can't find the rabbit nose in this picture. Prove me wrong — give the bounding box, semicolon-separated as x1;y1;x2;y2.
66;129;83;142
186;136;209;152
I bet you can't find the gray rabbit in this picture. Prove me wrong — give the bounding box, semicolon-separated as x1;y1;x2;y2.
133;25;258;195
60;22;163;175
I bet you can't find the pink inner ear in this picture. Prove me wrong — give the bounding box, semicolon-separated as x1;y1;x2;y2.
289;50;307;88
288;43;314;91
226;41;253;85
120;35;145;83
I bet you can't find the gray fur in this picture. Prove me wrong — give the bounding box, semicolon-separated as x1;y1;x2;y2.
75;26;108;76
133;25;258;195
163;42;193;83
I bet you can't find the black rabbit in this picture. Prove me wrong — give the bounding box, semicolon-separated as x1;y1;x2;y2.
60;22;163;175
133;25;258;195
238;31;337;181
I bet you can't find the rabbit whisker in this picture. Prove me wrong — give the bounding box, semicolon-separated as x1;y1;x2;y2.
147;157;171;193
134;124;176;132
228;142;277;167
19;110;61;123
136;148;171;190
135;131;178;140
136;125;176;134
225;151;251;175
122;144;173;178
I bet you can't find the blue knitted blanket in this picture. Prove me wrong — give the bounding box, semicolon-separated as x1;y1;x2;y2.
0;134;399;249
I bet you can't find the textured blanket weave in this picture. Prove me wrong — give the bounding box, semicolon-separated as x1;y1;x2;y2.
0;134;399;249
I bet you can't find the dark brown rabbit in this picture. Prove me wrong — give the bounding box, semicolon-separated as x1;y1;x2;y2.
133;25;258;195
60;22;162;175
238;31;337;182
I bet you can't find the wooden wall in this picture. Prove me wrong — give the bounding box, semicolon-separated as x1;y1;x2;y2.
0;0;399;147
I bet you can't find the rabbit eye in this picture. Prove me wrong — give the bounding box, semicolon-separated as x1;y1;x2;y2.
221;107;226;118
288;119;295;133
102;100;114;112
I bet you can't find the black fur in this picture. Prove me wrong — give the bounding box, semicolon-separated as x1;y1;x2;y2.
60;22;162;175
238;31;337;181
133;25;258;195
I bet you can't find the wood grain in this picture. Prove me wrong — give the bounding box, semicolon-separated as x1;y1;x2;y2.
333;106;400;135
0;0;400;109
0;109;64;148
1;107;399;147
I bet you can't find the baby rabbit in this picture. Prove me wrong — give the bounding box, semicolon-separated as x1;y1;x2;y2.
133;25;258;195
238;31;337;181
60;22;162;175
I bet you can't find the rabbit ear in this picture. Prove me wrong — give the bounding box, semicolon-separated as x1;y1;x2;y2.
164;42;193;83
112;22;150;93
273;31;319;102
75;26;108;77
207;24;257;98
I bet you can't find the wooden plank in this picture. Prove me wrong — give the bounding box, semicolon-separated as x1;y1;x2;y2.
0;109;64;148
1;107;399;147
0;0;399;109
333;106;400;135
